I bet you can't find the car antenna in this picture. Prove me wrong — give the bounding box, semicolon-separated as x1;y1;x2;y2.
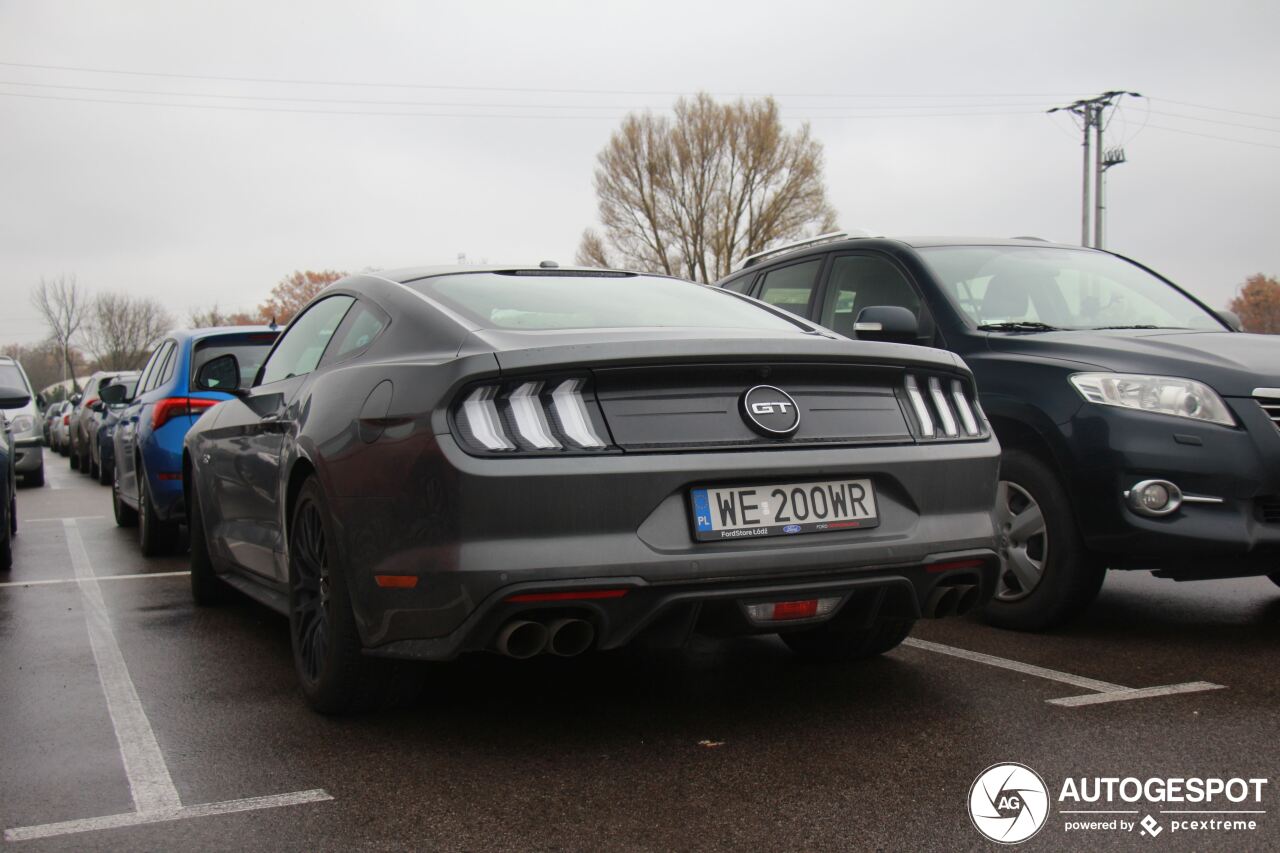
269;316;278;331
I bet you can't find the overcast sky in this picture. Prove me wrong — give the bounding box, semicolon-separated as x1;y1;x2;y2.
2;0;1278;345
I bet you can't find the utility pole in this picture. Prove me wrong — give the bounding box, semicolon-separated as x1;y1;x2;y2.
1048;91;1141;248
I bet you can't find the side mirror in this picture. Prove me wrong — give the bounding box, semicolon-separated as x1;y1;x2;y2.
195;353;243;394
1216;310;1243;332
0;386;31;409
853;306;920;344
36;393;46;410
99;383;128;405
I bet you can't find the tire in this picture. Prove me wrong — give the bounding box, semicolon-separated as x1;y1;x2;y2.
1269;573;1280;589
980;448;1106;631
781;616;915;661
23;465;44;488
0;496;12;571
288;477;399;714
89;454;99;480
188;482;229;606
69;449;79;471
98;458;112;486
113;466;138;528
138;470;179;556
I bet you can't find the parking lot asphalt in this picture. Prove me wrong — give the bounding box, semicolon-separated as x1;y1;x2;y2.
2;449;1277;851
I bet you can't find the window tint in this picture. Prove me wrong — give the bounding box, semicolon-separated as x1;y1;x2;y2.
720;274;756;294
157;344;178;388
324;302;386;364
757;260;822;317
135;347;163;394
258;296;355;385
820;255;922;338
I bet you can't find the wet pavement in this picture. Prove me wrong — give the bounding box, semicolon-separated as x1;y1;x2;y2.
2;449;1277;851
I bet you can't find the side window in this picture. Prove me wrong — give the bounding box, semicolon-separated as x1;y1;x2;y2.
157;343;179;387
721;274;756;294
258;296;356;386
139;342;174;395
135;347;162;395
820;255;924;338
320;302;387;366
757;259;823;318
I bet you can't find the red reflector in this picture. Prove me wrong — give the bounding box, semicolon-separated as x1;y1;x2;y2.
374;575;419;589
157;472;183;481
84;398;99;408
926;558;986;574
63;415;70;425
772;599;819;620
505;589;628;603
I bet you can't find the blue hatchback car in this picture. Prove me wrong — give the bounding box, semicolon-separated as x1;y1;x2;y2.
113;326;280;555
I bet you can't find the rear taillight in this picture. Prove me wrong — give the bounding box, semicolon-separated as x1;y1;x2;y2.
904;374;986;440
63;414;70;425
153;397;219;430
744;597;841;623
454;377;614;455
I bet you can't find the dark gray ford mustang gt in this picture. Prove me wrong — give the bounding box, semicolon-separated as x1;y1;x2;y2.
183;265;1001;712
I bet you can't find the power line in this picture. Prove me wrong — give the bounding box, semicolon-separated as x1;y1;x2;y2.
0;59;1080;100
0;89;1041;120
1144;123;1280;150
1145;108;1280;135
0;78;1055;112
1155;97;1280;123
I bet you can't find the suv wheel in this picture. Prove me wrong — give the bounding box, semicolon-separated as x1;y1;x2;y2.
981;449;1105;631
113;466;138;527
24;464;44;488
781;616;915;661
69;448;79;471
0;495;13;570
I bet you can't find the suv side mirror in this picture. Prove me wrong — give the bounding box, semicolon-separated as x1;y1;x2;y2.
0;386;31;409
854;306;920;344
1216;310;1243;332
195;353;243;394
99;383;128;405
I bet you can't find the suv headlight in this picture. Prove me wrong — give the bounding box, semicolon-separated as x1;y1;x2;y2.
1069;373;1235;426
10;414;35;435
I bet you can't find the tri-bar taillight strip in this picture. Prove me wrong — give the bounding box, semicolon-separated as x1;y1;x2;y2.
459;378;608;453
904;374;984;439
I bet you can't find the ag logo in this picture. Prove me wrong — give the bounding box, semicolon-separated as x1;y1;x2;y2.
968;763;1050;844
740;385;800;437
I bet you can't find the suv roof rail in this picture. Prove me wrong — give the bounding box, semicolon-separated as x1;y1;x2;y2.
740;231;852;269
1012;235;1048;241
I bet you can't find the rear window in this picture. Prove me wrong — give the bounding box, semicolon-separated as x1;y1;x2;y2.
411;272;807;333
191;332;281;388
0;363;28;393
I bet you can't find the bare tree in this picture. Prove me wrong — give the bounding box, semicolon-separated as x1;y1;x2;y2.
30;275;89;390
577;94;837;282
82;293;173;371
188;304;258;328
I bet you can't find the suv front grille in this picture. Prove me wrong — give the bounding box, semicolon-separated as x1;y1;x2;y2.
1256;394;1280;432
1257;497;1280;525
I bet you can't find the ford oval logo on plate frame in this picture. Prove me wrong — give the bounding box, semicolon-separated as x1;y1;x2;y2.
741;385;801;437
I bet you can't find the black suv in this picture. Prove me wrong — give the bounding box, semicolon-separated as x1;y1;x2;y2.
717;235;1280;630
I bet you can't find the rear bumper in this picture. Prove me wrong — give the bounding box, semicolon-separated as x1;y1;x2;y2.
333;433;1001;649
366;555;999;661
14;440;42;473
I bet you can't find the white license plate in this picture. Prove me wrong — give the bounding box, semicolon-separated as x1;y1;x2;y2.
690;478;879;541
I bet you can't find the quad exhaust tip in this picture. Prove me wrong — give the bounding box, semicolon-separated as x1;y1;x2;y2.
493;620;548;659
546;618;595;657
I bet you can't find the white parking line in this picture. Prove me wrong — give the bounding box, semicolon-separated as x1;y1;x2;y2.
902;637;1225;707
3;520;331;843
0;571;190;589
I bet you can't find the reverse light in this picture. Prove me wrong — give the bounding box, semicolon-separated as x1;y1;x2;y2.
904;375;934;437
153;397;219;430
1069;373;1235;427
744;596;840;623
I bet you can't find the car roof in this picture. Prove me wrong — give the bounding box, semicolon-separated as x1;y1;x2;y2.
372;265;688;284
731;235;1096;274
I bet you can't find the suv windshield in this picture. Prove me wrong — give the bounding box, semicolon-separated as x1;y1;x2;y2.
413;272;807;333
0;362;30;394
919;246;1224;332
